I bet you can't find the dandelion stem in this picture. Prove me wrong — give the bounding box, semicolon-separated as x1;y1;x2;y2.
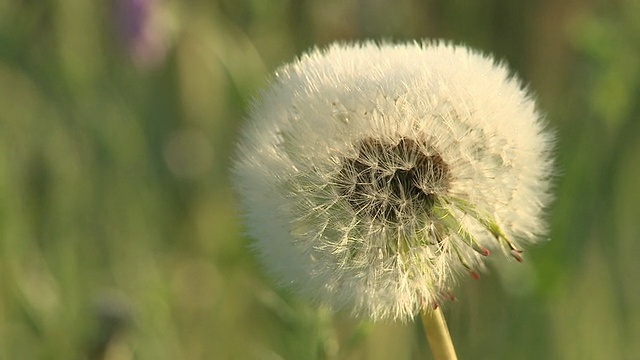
421;307;458;360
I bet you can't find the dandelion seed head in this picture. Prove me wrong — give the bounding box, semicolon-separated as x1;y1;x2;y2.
233;41;554;321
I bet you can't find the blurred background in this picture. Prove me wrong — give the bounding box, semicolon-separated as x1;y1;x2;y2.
1;0;639;359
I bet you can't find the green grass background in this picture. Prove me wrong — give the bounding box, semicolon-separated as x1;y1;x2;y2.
1;0;639;359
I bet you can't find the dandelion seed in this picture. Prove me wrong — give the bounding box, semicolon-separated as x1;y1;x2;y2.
233;41;554;321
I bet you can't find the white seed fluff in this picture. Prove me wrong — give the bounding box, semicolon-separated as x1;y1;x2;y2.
233;41;554;321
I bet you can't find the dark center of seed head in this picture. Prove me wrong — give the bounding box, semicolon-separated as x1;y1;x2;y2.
336;138;450;222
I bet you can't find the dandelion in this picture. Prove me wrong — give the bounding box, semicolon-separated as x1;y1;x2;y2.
233;41;553;355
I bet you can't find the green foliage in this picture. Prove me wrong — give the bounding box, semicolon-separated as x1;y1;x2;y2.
1;0;639;359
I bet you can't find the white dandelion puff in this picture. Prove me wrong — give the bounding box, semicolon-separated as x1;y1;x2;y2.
233;41;554;321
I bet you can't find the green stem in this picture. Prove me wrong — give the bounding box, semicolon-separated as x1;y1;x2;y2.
421;307;458;360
